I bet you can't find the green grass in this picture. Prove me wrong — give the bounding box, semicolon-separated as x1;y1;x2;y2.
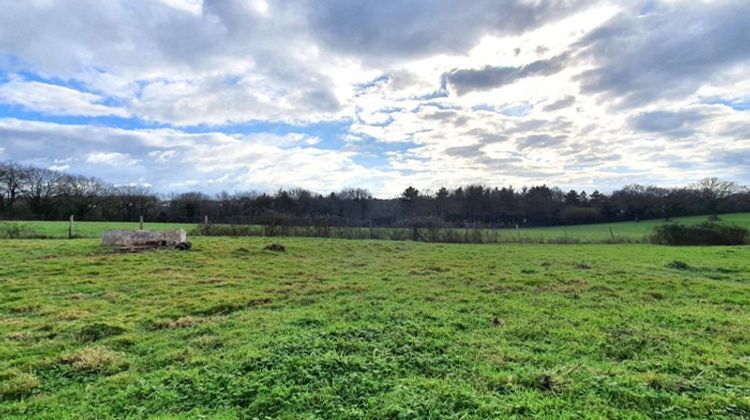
0;221;196;239
1;237;748;418
524;213;750;242
3;212;749;242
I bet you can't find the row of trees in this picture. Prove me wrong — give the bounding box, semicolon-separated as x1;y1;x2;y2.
1;161;748;227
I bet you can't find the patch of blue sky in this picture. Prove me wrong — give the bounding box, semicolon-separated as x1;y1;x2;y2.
346;137;418;168
354;74;389;90
11;70;102;94
703;98;750;111
639;0;658;16
181;119;351;150
471;102;533;117
413;88;448;101
0;103;167;130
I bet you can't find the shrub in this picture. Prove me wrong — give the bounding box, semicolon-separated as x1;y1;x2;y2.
0;223;44;239
651;222;748;245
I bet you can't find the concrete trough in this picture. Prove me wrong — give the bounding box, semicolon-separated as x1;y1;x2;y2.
102;229;190;250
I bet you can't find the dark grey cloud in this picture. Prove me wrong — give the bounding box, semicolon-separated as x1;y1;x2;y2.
575;0;750;107
715;149;750;168
305;0;588;61
422;110;470;127
542;95;575;112
465;129;508;145
505;118;573;135
445;144;485;158
629;110;707;137
443;54;569;95
517;134;566;149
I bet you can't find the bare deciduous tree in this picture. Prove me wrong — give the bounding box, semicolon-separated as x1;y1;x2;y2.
693;177;739;220
60;175;108;219
19;167;63;219
0;162;25;217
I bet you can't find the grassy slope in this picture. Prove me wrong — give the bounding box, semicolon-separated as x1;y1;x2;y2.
524;213;750;241
4;212;750;241
0;237;748;418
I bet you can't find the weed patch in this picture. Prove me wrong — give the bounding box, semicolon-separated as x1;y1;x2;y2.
263;243;286;252
76;323;126;342
665;260;691;270
148;316;206;330
195;298;272;316
0;370;39;400
61;346;123;372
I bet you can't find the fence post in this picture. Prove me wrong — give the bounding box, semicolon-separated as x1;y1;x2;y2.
68;215;74;239
139;216;144;230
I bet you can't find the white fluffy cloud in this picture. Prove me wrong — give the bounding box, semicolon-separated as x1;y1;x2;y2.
0;77;129;117
0;118;401;195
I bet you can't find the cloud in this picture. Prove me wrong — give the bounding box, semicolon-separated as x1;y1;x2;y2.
0;0;348;125
132;73;343;126
0;77;129;117
542;95;575;112
444;143;485;158
0;118;396;194
306;0;589;61
443;54;569;95
86;152;138;167
517;134;566;150
0;0;749;195
575;0;750;107
629;109;708;137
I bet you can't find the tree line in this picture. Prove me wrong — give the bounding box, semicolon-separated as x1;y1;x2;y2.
1;161;748;227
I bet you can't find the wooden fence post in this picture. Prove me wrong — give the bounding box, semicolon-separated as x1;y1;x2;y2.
139;216;144;230
68;215;74;239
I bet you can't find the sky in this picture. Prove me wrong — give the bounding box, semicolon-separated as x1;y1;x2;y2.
0;0;748;197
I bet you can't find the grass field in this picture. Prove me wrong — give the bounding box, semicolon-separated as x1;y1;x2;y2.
525;213;750;241
3;212;750;242
1;237;749;417
0;221;196;239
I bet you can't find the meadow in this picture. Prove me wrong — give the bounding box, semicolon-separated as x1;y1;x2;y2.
1;236;749;418
4;212;750;242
